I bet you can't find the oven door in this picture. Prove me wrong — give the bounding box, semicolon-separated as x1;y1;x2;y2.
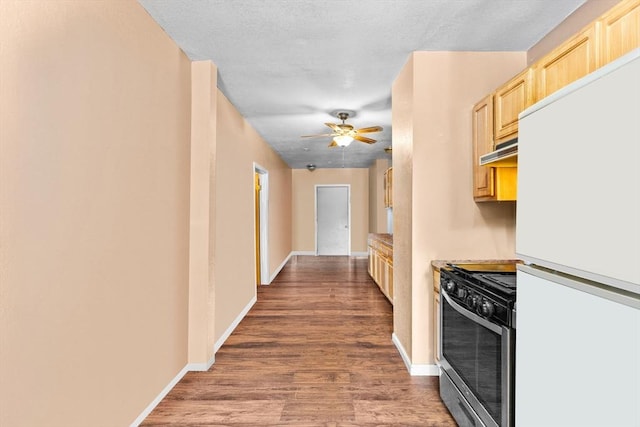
440;288;514;427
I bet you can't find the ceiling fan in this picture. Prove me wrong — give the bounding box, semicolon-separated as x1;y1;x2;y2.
301;111;383;147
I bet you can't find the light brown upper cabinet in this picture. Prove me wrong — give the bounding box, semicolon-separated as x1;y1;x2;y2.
383;167;393;208
473;95;517;202
472;95;495;199
471;0;639;202
599;0;640;64
534;24;599;100
493;68;535;144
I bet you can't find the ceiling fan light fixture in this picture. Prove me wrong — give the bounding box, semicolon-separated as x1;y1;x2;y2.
334;135;354;147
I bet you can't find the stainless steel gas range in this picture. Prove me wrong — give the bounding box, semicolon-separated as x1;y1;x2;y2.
439;264;517;427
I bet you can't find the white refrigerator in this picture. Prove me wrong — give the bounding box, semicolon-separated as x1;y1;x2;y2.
515;48;640;426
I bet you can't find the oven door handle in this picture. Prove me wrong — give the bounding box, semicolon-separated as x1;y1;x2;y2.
441;289;502;334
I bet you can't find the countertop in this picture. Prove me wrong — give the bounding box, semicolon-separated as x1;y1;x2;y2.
368;233;393;246
431;259;521;272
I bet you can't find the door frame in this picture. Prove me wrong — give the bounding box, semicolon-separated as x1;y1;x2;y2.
314;184;351;256
254;163;269;284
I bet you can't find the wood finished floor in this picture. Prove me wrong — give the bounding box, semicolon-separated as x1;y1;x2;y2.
142;256;456;426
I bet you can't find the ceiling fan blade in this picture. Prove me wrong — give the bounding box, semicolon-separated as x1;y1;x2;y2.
354;134;376;144
356;126;383;134
301;133;335;138
325;122;341;132
329;140;338;147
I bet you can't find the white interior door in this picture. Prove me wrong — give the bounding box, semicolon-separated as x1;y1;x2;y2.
254;164;269;284
316;185;350;255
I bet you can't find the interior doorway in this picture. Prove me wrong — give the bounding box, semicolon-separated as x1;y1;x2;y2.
254;164;269;285
316;185;350;256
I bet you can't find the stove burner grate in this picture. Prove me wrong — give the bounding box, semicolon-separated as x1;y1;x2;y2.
478;273;517;289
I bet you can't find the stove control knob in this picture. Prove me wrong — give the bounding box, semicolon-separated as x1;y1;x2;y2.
481;300;495;317
457;288;468;299
466;294;477;309
445;281;456;293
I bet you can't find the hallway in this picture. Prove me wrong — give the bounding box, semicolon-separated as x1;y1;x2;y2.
141;256;455;426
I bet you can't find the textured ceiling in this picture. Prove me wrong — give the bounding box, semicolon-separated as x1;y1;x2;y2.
138;0;586;169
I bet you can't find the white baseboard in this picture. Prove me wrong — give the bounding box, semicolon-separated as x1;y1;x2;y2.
410;363;440;376
187;354;216;372
392;333;439;376
291;250;316;256
268;252;293;284
392;332;413;373
130;364;189;426
213;295;257;353
130;352;217;427
132;294;258;426
290;251;368;257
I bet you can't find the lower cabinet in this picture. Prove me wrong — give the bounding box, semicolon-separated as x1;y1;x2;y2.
377;257;393;301
472;95;517;202
367;236;393;304
433;269;441;364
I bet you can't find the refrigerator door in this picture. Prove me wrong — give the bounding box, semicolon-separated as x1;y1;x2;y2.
516;49;640;295
516;266;640;427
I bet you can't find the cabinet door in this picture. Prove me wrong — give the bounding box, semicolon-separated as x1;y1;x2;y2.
386;262;393;302
494;68;534;143
535;24;599;100
387;167;392;208
369;246;378;282
377;255;385;289
433;270;441;363
383;170;388;208
383;167;393;208
600;0;640;65
472;95;495;199
375;251;382;285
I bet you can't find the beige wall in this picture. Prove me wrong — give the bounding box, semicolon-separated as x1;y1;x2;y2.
392;52;524;365
528;0;620;65
368;159;390;234
1;1;615;424
214;92;292;342
262;153;293;278
0;2;191;426
292;168;369;253
189;61;218;366
391;54;415;355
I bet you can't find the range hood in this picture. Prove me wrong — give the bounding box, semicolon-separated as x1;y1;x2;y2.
480;138;518;167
